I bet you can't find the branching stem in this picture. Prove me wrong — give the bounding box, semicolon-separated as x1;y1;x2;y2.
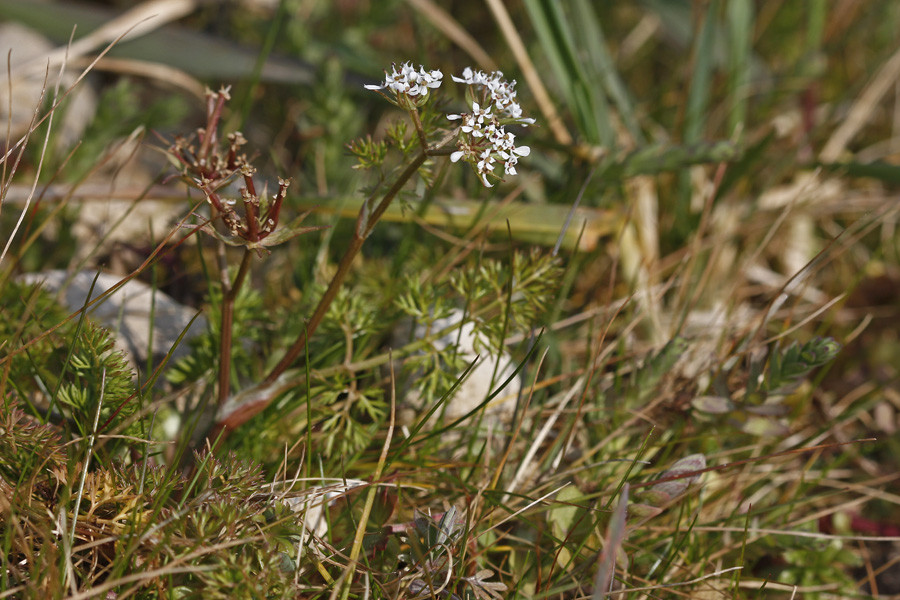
214;127;456;436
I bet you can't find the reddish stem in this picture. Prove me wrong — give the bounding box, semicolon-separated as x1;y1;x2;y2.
216;249;253;408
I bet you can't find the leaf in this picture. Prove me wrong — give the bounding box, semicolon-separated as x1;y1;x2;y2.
190;215;327;254
369;486;397;528
740;415;789;437
684;0;720;145
571;0;643;143
692;395;734;414
548;485;584;569
466;569;508;600
650;453;707;500
435;505;461;546
523;0;612;145
628;502;664;521
817;159;900;184
767;337;840;393
617;141;741;177
743;402;790;417
548;484;583;537
253;214;328;249
726;0;754;136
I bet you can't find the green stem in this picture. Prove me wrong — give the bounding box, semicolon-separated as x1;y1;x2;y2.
337;365;396;600
409;107;429;149
262;150;428;386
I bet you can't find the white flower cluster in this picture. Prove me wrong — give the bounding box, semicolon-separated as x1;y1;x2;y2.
451;67;535;125
363;63;535;187
365;62;443;106
447;68;534;187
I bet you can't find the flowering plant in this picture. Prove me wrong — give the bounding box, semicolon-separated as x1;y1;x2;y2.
363;62;535;187
364;62;444;109
213;62;536;437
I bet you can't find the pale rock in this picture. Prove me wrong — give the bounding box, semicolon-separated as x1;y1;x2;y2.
405;309;522;427
20;269;205;367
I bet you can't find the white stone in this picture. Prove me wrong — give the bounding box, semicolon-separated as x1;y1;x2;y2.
20;269;206;366
408;309;522;426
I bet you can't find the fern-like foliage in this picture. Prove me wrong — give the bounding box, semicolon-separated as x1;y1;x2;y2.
691;336;843;437
1;426;308;597
762;337;841;395
212;248;560;464
0;406;66;489
0;281;70;396
450;249;562;355
0;407;70;591
0;281;140;451
53;321;139;441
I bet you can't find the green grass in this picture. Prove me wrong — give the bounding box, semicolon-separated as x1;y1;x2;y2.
2;1;899;598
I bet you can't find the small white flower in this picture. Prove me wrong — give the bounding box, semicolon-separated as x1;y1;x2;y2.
498;143;530;160
489;128;515;152
459;114;474;134
365;62;442;101
502;146;529;175
426;69;444;88
503;101;537;125
451;66;474;83
452;66;490;86
471;102;492;123
447;67;535;187
451;141;477;164
461;114;486;137
476;148;496;187
503;101;522;119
